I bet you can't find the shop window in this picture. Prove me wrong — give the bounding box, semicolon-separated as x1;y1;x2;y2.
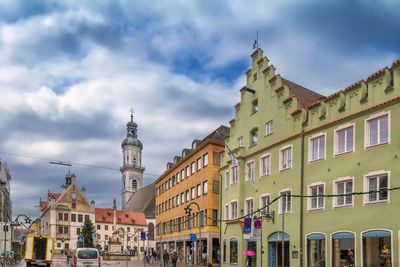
260;154;271;177
309;133;326;161
334;178;353;207
365;112;389;148
307;233;326;267
280;145;292;170
362;230;391;267
334;124;354;155
365;173;389;204
332;232;355;267
229;238;238;264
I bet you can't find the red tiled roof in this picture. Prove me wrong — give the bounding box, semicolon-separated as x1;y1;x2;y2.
40;201;48;211
95;208;147;226
344;80;365;92
392;58;400;67
48;193;61;200
367;67;389;81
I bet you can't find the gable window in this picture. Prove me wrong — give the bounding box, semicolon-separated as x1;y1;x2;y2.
230;201;238;219
266;120;273;136
191;162;195;174
260;194;270;216
308;184;324;210
364;172;389;204
260;154;271;177
334;178;353;207
309;134;326;161
231;165;238;184
203;181;208;195
250;129;258;146
244;198;254;217
334;124;354;155
237;137;243;148
225;171;230;189
279;190;292;214
197;184;202;197
197;157;202;171
280;146;292;170
365;112;389;147
203;153;209;167
245;161;255;181
252;99;258;113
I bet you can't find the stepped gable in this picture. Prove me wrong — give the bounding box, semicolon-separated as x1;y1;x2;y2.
282;78;325;108
123;183;155;219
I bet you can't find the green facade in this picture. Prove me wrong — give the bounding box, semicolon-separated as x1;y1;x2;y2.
220;48;400;267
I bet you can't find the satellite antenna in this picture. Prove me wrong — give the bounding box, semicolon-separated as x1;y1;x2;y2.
253;30;260;50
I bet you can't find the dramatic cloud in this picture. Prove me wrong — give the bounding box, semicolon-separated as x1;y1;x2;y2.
0;0;398;218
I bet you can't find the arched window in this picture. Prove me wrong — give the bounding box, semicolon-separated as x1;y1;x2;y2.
133;157;137;165
132;180;137;189
307;233;326;267
362;230;391;267
332;232;355;267
148;223;155;240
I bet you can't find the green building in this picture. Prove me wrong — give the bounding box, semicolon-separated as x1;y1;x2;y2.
219;48;400;267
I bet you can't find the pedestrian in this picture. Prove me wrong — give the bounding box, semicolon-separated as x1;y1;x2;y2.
152;250;157;264
171;250;178;267
163;250;170;267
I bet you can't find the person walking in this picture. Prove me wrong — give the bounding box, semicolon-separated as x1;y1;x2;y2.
163;250;170;267
171;250;178;267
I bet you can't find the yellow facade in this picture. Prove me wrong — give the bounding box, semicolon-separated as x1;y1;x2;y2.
155;128;227;265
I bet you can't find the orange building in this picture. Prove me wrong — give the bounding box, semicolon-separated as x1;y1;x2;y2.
155;126;229;266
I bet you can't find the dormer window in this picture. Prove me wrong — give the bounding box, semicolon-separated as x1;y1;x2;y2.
250;129;258;146
107;212;111;216
252;99;258;113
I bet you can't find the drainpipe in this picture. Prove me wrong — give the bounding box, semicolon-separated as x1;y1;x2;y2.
300;130;305;267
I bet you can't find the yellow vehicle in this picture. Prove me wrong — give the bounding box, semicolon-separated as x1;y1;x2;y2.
24;235;54;267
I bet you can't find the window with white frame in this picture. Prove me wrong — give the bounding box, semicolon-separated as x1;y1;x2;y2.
245;198;254;217
224;204;229;220
203;181;208;195
177;194;180;206
260;154;271;177
280;191;291;213
191;162;195;174
335;125;354;155
203;153;209;167
177;172;180;183
186;166;190;177
280;146;292;170
260;195;270;215
191;187;195;200
181;170;184;181
246;161;255;181
237;137;243;148
266;120;273;136
365;173;389;204
231;165;238;184
309;134;326;161
308;184;324;210
186;190;190;203
230;201;238;219
197;157;202;171
225;171;230;189
334;178;353;207
366;113;389;147
197;183;202;197
181;193;184;204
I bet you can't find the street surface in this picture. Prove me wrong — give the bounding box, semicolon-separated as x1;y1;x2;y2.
15;254;162;267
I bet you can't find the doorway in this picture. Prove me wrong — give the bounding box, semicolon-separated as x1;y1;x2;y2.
268;232;289;267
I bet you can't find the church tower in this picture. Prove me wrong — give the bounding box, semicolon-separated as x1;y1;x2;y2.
121;113;145;208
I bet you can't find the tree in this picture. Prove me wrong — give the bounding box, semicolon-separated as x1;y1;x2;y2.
81;218;95;248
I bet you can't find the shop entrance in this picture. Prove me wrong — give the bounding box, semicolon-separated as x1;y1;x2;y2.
185;241;193;264
268;232;290;267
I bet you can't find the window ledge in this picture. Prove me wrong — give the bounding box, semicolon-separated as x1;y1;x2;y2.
365;142;389;150
333;204;353;209
334;150;354;157
264;133;273;137
308;207;324;212
279;167;292;172
249;144;257;148
259;174;270;178
364;200;389;205
308;158;325;163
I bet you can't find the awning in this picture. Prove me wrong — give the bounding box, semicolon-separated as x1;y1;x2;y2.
268;232;289;241
363;231;391;238
332;233;354;239
307;234;325;240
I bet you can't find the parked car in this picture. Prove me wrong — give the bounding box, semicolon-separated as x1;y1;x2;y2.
70;248;101;267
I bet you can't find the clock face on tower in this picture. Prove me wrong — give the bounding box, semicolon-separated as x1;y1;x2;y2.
70;192;78;200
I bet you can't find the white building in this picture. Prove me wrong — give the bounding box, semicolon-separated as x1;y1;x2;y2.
95;203;148;255
0;160;11;252
39;172;95;251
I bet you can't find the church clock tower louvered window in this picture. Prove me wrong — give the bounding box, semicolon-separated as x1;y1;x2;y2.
121;112;145;208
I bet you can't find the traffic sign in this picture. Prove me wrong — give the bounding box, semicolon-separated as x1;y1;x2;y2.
140;232;146;241
93;233;98;239
254;219;262;229
22;236;26;242
77;236;84;243
243;217;252;234
189;234;196;242
254;229;261;241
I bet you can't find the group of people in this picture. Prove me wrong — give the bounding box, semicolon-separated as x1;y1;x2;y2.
162;250;178;267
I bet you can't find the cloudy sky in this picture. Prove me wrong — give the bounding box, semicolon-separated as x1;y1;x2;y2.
0;0;399;218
